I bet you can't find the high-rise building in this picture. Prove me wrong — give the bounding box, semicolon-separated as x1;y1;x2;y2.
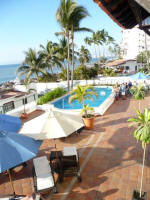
121;26;150;60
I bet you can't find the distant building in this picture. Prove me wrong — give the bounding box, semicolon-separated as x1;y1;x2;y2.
121;27;150;60
0;89;37;115
105;59;145;73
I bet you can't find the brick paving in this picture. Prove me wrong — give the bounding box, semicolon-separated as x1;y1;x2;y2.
1;94;150;199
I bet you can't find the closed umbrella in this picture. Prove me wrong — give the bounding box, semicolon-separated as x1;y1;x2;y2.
0;130;42;196
0;114;21;132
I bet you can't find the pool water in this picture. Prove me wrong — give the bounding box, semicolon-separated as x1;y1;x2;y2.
52;87;112;110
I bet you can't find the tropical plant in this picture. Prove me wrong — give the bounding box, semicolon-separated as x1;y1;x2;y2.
79;45;91;65
38;73;57;82
80;104;94;118
69;5;92;89
56;0;77;91
37;87;66;105
58;67;68;80
39;41;62;74
137;51;150;64
75;65;90;80
128;108;150;198
102;68;117;77
17;48;46;81
131;84;145;111
69;85;98;118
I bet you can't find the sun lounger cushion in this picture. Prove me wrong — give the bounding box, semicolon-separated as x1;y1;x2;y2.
63;147;78;161
33;156;55;191
36;173;54;191
33;156;51;176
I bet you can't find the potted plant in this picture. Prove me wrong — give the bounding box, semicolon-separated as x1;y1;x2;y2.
69;85;98;129
128;108;150;200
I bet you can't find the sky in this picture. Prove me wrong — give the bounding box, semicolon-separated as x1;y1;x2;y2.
0;0;122;65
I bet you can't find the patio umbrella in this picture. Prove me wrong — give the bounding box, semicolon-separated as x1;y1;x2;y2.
20;110;84;147
0;130;42;196
0;114;21;132
130;72;150;80
37;110;84;149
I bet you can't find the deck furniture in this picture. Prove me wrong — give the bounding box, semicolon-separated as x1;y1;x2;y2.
50;147;82;183
32;156;57;194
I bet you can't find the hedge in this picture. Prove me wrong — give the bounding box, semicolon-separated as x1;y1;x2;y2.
37;87;67;105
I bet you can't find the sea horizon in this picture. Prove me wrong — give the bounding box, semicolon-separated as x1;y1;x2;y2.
0;58;101;84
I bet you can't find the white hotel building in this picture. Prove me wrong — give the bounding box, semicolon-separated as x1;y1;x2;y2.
121;26;150;60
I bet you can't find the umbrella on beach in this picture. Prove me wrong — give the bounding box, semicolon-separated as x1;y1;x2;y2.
130;72;150;80
0;130;42;196
0;114;21;132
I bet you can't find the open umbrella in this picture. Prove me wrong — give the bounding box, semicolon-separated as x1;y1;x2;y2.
0;114;21;132
130;72;150;80
20;110;84;147
0;130;42;196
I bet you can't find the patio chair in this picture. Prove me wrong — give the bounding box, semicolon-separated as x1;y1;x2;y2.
61;147;82;182
50;147;82;183
32;156;57;194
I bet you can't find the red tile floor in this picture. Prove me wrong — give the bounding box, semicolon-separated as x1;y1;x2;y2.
1;94;150;199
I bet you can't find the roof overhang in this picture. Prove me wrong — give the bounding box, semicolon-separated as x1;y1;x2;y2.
93;0;150;35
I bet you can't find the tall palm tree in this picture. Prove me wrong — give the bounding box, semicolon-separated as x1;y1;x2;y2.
78;45;91;82
128;108;150;198
56;0;77;91
69;5;92;89
17;48;46;81
79;45;91;65
39;41;62;74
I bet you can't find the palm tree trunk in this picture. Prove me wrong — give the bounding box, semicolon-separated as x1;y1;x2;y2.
66;31;70;91
139;101;141;112
71;30;74;89
140;144;146;197
94;44;97;62
35;72;39;82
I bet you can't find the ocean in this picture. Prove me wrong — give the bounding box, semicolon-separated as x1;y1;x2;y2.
0;58;99;84
0;64;20;83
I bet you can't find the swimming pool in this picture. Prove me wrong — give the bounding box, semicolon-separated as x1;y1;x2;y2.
51;87;113;110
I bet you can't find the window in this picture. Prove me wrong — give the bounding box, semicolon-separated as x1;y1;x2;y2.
126;66;129;70
23;97;27;105
3;101;15;113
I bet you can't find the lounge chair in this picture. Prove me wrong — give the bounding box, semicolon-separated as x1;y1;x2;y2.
32;156;57;194
50;147;82;182
61;147;81;182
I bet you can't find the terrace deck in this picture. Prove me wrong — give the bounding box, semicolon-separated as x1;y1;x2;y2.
1;94;150;199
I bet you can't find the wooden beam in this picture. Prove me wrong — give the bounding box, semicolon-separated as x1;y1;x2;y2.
128;0;142;25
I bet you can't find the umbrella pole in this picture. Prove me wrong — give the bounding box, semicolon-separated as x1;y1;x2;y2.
7;170;16;197
54;139;58;159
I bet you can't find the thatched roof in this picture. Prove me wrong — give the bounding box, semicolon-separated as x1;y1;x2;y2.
93;0;150;35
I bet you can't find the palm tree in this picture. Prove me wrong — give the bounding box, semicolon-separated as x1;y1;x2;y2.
131;84;145;111
39;41;62;74
17;48;46;81
79;45;91;65
56;0;77;91
69;5;92;89
69;85;98;107
78;45;91;83
128;108;150;198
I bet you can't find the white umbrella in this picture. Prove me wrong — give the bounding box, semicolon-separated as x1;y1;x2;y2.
20;110;84;142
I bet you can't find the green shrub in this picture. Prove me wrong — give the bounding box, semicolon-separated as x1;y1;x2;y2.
37;87;66;105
